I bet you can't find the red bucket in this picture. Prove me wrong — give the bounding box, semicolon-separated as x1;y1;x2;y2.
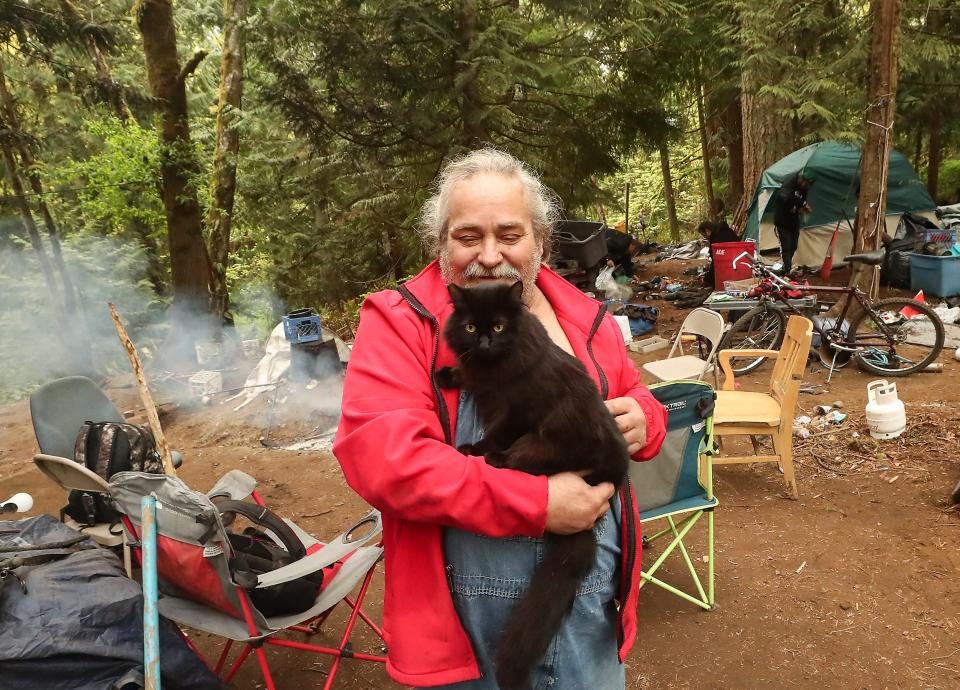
711;241;756;290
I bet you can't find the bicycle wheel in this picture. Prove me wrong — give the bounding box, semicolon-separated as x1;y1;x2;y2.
719;305;787;375
849;298;945;376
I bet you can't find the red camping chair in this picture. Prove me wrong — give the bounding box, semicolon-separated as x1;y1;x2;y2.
109;470;386;690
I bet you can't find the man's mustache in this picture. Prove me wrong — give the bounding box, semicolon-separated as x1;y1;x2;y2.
463;262;522;280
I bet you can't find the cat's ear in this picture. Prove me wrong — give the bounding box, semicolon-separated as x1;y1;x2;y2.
447;284;467;310
509;280;524;304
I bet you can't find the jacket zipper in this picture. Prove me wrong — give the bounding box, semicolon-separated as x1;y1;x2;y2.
586;303;609;399
585;301;634;648
617;480;637;649
397;285;452;445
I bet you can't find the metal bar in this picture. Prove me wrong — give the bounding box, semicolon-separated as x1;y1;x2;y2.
708;510;715;606
266;637;387;662
639;571;711;610
236;588;275;687
639;512;699;582
344;595;385;639
326;567;378;685
668;516;708;603
141;495;161;690
254;647;276;690
176;627;208;668
214;640;234;674
223;645;252;682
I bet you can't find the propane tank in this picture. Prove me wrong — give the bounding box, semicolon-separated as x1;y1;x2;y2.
865;380;906;440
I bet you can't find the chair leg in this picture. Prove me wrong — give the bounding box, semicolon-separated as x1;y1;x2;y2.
772;429;798;499
254;646;277;690
707;509;715;607
214;640;234;674
224;644;253;683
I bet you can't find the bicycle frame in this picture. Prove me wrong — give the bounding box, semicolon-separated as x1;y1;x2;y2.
735;252;899;354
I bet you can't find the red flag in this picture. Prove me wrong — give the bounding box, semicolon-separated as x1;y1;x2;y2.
899;290;925;319
820;223;841;280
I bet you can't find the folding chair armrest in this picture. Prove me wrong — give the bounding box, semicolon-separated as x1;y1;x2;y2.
255;510;382;589
717;348;778;390
206;469;257;502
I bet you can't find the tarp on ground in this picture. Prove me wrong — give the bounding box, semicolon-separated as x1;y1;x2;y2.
743;141;939;268
0;515;224;690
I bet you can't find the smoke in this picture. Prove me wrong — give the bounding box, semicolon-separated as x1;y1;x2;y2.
0;229;346;445
0;231;158;402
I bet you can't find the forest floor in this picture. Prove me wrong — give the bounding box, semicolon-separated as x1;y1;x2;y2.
3;258;960;690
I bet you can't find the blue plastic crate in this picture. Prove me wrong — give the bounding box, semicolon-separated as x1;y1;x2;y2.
909;253;960;297
282;309;322;344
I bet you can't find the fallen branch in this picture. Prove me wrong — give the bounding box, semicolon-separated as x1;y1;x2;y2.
108;303;176;476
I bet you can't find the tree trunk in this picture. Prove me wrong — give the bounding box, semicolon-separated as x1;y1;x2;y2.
659;139;680;241
735;7;794;230
843;0;902;306
713;86;744;219
59;0;133;120
136;0;211;313
457;0;488;145
913;127;923;170
205;0;246;318
383;225;406;282
0;56;95;370
0;57;78;315
1;145;62;308
927;104;941;201
697;81;717;221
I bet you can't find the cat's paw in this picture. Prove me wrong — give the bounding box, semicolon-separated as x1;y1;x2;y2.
456;443;477;456
435;366;460;388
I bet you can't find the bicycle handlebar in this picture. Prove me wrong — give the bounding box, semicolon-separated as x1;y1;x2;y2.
731;252;795;290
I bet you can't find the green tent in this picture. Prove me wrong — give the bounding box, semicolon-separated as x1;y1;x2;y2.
743;141;938;268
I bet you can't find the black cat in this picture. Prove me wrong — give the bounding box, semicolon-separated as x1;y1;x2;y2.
436;280;629;690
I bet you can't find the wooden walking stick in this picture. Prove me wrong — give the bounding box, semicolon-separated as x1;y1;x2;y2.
108;303;177;476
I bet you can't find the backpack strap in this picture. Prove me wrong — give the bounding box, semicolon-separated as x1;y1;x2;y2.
73;422;94;468
214;500;306;562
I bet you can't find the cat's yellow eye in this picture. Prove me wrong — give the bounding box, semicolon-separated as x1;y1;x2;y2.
465;324;477;333
493;324;505;333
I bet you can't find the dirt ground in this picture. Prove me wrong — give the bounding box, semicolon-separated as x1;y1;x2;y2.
2;258;960;690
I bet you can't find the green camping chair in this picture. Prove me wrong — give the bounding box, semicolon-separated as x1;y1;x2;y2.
631;380;717;610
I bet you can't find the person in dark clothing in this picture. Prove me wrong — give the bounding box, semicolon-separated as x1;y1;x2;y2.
604;228;642;278
773;173;813;275
697;219;741;287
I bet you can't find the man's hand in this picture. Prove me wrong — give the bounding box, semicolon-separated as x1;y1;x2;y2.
545;472;614;534
605;397;648;455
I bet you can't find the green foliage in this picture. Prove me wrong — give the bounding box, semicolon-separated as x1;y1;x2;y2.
939;160;960;204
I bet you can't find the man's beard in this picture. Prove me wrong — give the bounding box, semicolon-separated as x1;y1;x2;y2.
439;250;542;303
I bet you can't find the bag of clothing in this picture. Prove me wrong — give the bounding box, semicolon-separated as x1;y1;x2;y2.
624;304;659;336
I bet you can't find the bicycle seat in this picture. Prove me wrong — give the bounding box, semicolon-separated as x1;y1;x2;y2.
843;250;885;266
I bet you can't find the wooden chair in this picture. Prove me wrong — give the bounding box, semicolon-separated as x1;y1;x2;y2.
712;315;813;499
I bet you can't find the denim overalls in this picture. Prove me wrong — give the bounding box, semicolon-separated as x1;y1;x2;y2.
435;392;625;690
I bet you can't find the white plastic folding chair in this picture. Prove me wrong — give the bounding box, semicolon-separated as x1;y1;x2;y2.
642;307;726;385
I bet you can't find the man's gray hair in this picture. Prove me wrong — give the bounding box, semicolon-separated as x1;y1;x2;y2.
419;148;563;258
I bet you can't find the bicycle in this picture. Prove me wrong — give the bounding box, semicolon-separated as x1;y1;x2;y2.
718;249;945;377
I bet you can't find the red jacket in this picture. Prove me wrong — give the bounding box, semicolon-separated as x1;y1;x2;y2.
333;261;667;687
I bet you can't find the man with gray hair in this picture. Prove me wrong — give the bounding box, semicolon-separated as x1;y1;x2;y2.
334;148;666;688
